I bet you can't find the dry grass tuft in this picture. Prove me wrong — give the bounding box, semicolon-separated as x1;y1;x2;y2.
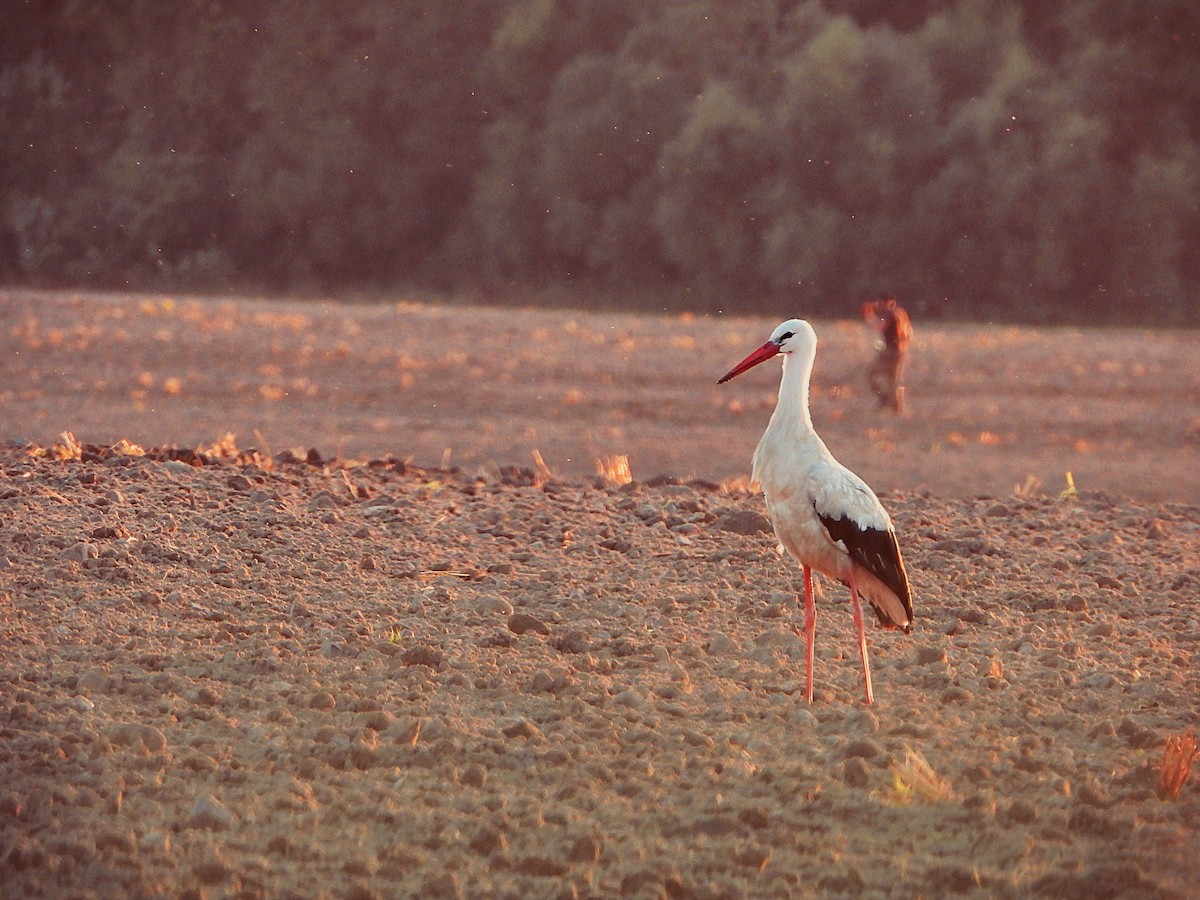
1012;474;1042;499
50;431;84;461
595;454;632;485
107;438;145;457
1157;727;1197;800
1057;470;1079;501
720;474;756;494
531;448;555;486
198;432;241;459
888;745;953;805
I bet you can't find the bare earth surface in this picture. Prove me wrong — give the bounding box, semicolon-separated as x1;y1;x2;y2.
2;290;1199;503
1;290;1199;898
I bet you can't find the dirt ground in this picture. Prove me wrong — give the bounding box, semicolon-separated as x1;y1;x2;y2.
1;290;1198;898
2;290;1198;504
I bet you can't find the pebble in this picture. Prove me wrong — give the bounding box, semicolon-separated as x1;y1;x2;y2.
77;669;110;693
307;491;339;510
140;831;172;854
711;510;772;535
915;645;947;665
843;757;871;787
508;612;551;635
843;738;882;760
309;691;337;710
60;542;98;562
1000;799;1037;825
501;718;544;740
354;710;393;731
476;595;514;616
790;708;819;727
460;763;488;788
568;834;603;863
108;722;168;754
705;633;741;657
187;793;237;831
392;719;422;746
227;474;254;491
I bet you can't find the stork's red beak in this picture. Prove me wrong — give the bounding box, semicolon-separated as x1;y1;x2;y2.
718;340;780;384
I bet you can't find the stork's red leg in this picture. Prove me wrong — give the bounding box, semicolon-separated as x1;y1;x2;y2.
803;565;816;704
849;581;874;705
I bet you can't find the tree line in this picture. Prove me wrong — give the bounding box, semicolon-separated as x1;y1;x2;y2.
3;1;1198;323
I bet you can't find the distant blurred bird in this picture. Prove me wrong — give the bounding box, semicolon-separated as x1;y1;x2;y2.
719;319;913;704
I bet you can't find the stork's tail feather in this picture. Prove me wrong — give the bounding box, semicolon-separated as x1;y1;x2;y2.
868;597;913;632
851;565;913;633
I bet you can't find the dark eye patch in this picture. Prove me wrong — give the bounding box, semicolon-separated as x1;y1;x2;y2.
778;331;794;341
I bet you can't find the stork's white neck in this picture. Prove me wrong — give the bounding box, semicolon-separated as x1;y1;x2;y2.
769;348;816;439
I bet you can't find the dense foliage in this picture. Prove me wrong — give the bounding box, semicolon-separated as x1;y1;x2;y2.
4;1;1198;322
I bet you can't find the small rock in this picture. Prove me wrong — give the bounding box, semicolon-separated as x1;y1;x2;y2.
843;738;882;760
309;692;337;711
193;858;232;884
940;686;971;703
95;830;136;854
226;474;254;491
705;633;741;657
790;708;818;727
915;645;947;665
306;491;338;511
392;719;422;746
60;542;98;562
711;510;772;535
190;685;222;707
476;596;514;616
843;757;871;788
139;831;172;854
551;630;593;654
138;725;168;754
108;723;168;754
567;834;603;864
528;670;573;694
515;855;568;878
507;612;551;635
924;864;982;893
1000;799;1037;825
1067;806;1114;836
77;668;110;694
734;844;772;871
1062;594;1088;613
501;718;544;740
1074;784;1111;808
460;763;488;788
400;645;445;668
418;872;463;899
468;825;507;856
187;793;237;831
738;807;771;829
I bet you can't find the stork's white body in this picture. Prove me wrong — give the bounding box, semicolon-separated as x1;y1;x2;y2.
720;319;912;704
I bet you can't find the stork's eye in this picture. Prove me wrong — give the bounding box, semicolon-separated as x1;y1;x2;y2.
778;331;794;342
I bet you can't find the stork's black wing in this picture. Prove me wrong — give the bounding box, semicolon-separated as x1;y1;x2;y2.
817;510;913;631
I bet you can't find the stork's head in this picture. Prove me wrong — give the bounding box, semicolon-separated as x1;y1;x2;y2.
718;319;815;384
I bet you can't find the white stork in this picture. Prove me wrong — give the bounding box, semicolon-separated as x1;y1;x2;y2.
719;319;913;704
